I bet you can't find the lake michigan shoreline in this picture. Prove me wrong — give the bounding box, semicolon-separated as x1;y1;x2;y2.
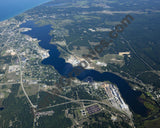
0;0;51;22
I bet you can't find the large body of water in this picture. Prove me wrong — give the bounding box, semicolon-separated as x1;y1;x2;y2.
0;0;51;21
20;21;148;117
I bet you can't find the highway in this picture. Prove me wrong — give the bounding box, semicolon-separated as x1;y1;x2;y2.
37;90;132;119
17;52;36;109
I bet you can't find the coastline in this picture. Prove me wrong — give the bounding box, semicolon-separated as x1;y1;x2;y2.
0;0;51;22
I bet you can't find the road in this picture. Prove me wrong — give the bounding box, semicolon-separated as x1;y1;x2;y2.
38;90;132;119
121;35;154;70
17;51;36;109
0;82;20;86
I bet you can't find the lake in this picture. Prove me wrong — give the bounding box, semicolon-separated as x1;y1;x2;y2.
20;20;148;117
0;107;4;111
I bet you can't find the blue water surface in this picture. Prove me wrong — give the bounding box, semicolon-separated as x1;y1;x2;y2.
20;21;148;117
0;0;51;21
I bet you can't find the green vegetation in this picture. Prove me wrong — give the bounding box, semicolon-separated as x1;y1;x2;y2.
0;0;160;127
138;72;160;88
83;112;132;128
144;117;160;128
37;105;72;128
0;84;33;128
134;93;160;128
37;91;68;109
